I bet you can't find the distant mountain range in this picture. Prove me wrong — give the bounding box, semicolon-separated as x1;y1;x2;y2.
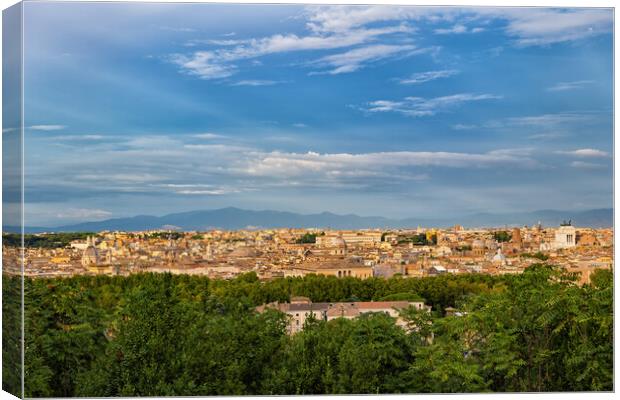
4;207;612;233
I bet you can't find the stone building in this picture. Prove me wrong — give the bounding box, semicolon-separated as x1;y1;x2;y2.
554;222;577;249
256;297;430;334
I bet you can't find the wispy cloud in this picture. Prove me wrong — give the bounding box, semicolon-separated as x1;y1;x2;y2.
28;131;542;207
502;113;596;128
556;148;609;158
452;123;476;130
170;24;415;79
293;123;308;128
398;69;459;85
193;133;226;139
497;8;613;46
55;208;112;220
570;161;605;169
307;6;611;46
362;93;502;117
160;26;196;33
527;132;566;140
434;24;484;34
546;80;594;92
237;149;537;180
312;44;419;75
51;134;105;141
168;6;422;79
176;189;239;195
168;51;236;79
29;125;66;131
231;79;286;86
167;6;611;80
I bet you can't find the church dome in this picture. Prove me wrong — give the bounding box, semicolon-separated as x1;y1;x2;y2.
229;246;258;258
330;236;347;248
472;239;485;249
81;236;99;266
492;248;506;263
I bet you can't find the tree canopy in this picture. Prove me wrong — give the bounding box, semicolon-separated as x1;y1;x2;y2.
4;265;612;397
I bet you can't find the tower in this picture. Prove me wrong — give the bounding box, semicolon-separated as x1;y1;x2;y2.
511;228;522;249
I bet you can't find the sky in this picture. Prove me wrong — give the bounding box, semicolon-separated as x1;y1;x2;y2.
12;2;614;226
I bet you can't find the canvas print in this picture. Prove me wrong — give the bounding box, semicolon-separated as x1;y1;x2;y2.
1;1;614;397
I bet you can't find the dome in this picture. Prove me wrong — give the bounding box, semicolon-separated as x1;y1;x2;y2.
81;236;99;266
83;247;98;261
472;239;485;249
229;246;258;258
330;236;347;248
492;248;506;263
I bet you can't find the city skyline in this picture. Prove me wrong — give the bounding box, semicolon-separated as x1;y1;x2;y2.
16;3;614;226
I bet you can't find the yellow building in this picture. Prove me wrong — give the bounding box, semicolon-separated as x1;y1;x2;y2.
290;260;373;279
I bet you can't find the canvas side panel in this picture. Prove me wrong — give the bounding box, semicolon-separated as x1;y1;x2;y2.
2;2;24;398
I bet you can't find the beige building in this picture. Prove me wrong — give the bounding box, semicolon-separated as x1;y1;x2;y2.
289;261;373;279
257;297;430;334
554;224;577;249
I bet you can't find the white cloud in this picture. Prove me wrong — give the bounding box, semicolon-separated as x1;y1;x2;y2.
193;133;225;139
171;25;414;79
398;69;459;85
293;123;308;128
160;26;196;33
29;125;66;131
363;93;502;117
55;208;112;220
51;134;105;141
527;132;565;140
237;149;536;179
570;161;604;169
434;24;467;34
187;39;251;47
312;44;418;74
434;24;486;34
168;51;236;79
304;5;430;34
498;8;612;46
176;189;236;195
231;80;285;86
556;148;609;158
169;7;613;80
546;80;595;92
452;124;476;130
503;113;595;128
305;6;611;46
168;7;417;79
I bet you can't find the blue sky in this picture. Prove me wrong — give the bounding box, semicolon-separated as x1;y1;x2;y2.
15;2;613;226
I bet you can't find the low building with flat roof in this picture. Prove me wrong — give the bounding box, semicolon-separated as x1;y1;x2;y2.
257;299;430;334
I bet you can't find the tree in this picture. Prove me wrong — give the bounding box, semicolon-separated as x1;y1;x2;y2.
493;231;511;242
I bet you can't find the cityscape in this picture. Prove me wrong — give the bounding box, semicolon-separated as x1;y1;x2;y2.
3;221;613;284
2;1;614;397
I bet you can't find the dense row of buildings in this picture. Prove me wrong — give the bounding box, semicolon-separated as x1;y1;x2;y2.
2;221;613;284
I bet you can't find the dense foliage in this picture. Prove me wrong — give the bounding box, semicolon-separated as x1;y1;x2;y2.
142;231;184;240
521;251;550;261
296;232;320;244
3;232;95;248
398;233;437;246
493;231;512;242
3;265;612;396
